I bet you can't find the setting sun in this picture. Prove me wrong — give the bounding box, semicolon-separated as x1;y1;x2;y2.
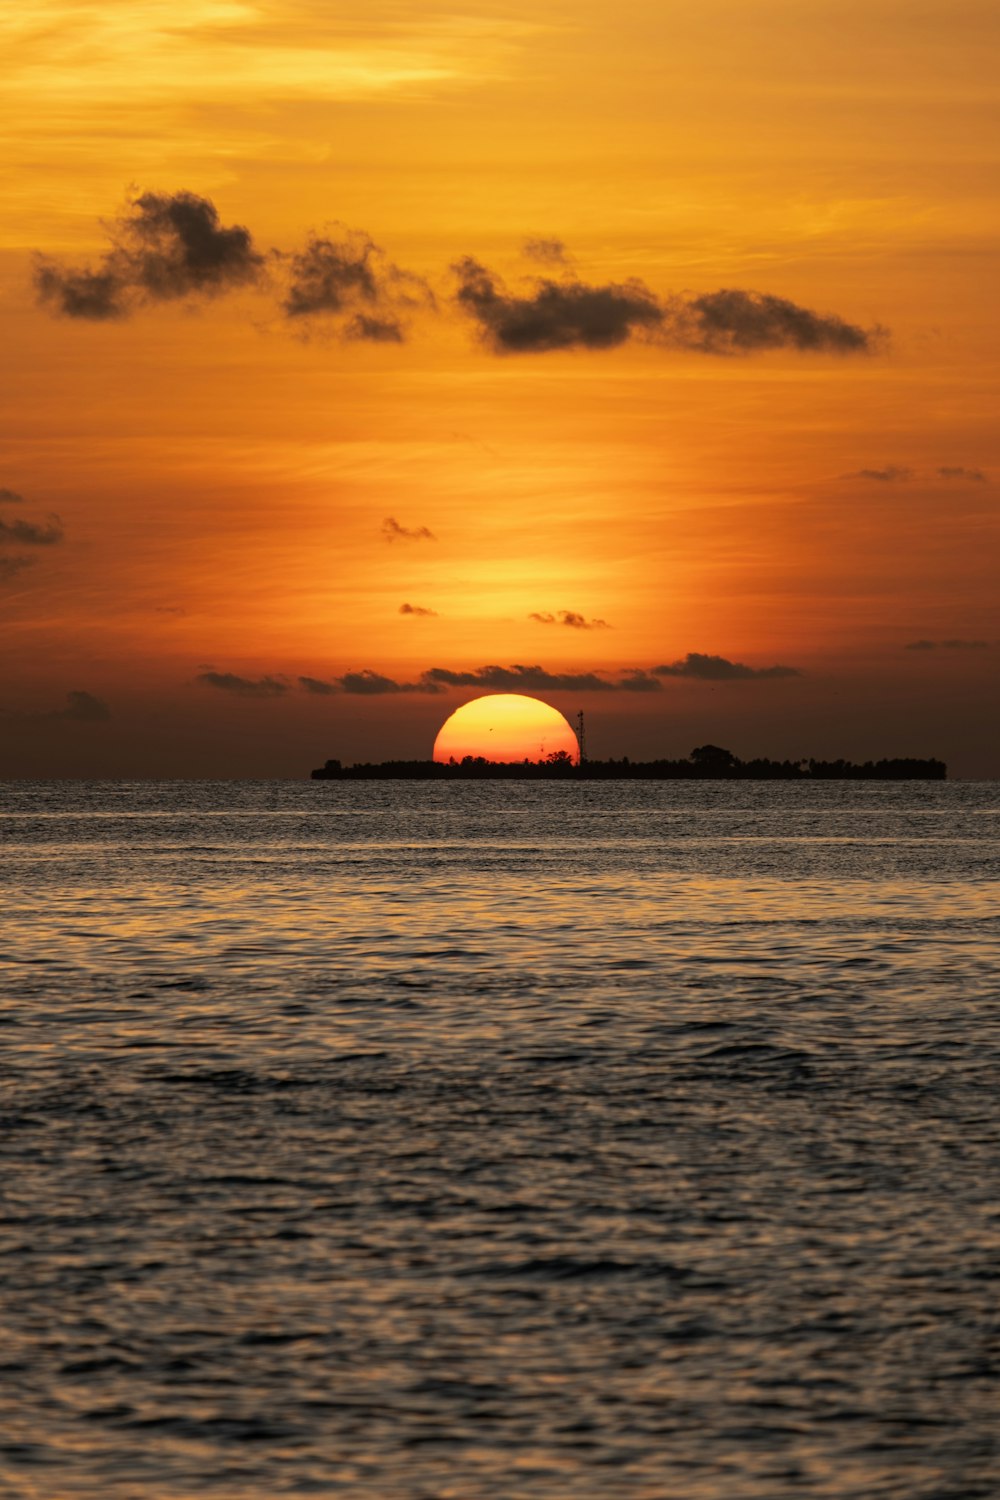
432;694;580;764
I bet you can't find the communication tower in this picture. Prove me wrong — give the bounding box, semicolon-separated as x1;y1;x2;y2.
575;710;587;763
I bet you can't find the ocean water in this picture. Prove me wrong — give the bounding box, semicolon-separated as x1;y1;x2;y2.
0;779;998;1500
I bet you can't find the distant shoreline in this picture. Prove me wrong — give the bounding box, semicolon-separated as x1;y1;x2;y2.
312;749;947;781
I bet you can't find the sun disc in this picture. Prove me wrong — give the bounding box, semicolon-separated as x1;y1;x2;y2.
433;693;579;764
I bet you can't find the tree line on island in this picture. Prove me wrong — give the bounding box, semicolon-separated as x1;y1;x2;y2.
312;745;946;780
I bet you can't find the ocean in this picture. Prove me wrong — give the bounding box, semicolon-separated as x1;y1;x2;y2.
1;779;997;1499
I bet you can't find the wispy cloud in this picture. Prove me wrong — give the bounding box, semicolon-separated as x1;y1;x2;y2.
197;671;288;696
5;690;112;725
529;610;610;629
842;465;914;483
399;602;438;617
0;496;64;583
0;555;37;582
904;638;990;651
382;516;435;542
522;237;570;266
937;466;988;483
842;464;990;484
0;514;64;546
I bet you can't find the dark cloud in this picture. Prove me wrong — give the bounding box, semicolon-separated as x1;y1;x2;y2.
654;652;801;680
843;466;914;482
0;555;36;582
423;663;617;692
938;466;988;483
197;671;288;697
618;670;663;692
278;659;804;698
346;314;404;343
33;264;127;321
529;610;610;629
0;493;60;582
14;690;112;725
35;190;264;320
453;256;663;353
904;638;990;651
0;514;64;546
121;191;263;300
58;690;112;722
298;670;442;695
400;602;438;617
281;229;431;341
339;670;443;695
283;232;379;317
453;255;880;358
523;238;569;265
679;289;879;355
382;516;435;543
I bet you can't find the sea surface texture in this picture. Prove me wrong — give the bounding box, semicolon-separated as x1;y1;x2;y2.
1;779;998;1500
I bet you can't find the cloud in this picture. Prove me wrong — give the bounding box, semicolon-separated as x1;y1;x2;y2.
423;663;617;692
529;609;610;629
57;690;112;722
678;289;879;355
400;602;438;617
523;238;569;265
197;671;288;696
938;466;988;483
618;670;663;692
33;265;127;321
654;652;801;680
289;658;802;697
298;671;443;695
35;190;264;320
346;314;404;342
453;256;663;353
12;690;112;725
339;670;444;695
281;228;431;340
0;494;62;582
0;514;64;546
0;555;36;582
904;638;990;651
382;516;435;542
843;466;914;482
453;255;880;357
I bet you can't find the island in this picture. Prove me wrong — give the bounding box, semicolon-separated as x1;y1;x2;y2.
311;745;947;780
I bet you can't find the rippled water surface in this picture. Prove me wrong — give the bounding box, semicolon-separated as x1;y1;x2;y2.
1;779;998;1498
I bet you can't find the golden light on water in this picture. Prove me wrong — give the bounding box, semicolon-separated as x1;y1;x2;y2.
432;693;579;764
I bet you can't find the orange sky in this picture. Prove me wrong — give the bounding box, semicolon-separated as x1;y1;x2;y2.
2;0;998;775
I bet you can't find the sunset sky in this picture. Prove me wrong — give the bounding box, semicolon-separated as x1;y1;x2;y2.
2;0;998;776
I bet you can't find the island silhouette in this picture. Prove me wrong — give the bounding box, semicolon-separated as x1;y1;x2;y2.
311;744;946;780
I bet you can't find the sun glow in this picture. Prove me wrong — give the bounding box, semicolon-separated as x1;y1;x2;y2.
433;693;579;764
